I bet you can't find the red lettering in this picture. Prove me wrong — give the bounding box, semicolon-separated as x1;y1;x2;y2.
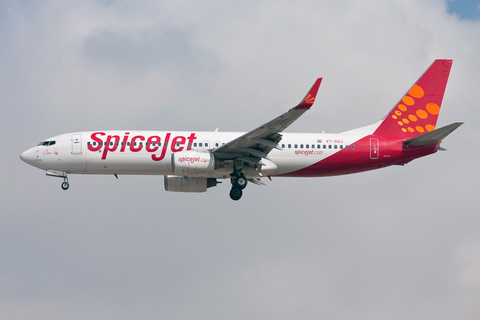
152;133;171;161
102;135;120;160
130;135;145;152
88;132;105;152
186;133;197;150
171;136;186;152
146;136;160;152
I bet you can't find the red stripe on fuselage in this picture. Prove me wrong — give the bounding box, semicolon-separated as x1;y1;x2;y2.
277;135;437;177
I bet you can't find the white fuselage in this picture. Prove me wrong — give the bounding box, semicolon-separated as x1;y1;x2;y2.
21;130;367;178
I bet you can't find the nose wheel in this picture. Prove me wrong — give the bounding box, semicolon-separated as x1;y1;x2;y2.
61;177;69;190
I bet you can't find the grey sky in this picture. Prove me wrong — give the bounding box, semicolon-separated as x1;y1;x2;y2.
1;0;479;319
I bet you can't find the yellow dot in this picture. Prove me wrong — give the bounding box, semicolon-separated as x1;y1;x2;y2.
398;104;407;112
408;114;418;122
425;124;435;131
416;109;428;119
403;96;415;106
408;85;424;98
392;115;397;119
416;126;425;133
402;118;409;124
426;103;440;115
395;110;402;116
401;128;407;132
408;127;414;132
398;121;404;126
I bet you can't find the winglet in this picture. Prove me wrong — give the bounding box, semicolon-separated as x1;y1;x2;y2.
294;78;322;110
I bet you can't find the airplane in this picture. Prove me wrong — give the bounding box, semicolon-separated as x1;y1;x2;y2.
20;59;463;200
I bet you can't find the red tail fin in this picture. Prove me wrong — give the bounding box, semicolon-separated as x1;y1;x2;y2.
374;60;452;137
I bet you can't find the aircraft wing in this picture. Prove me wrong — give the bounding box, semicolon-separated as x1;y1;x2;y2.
212;78;322;162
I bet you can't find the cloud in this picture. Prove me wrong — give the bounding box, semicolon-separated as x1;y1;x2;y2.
2;0;480;319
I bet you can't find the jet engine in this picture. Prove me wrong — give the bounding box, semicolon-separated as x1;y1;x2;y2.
171;151;218;174
164;175;218;192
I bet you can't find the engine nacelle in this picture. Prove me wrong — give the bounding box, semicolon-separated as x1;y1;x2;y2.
171;151;217;174
164;175;218;193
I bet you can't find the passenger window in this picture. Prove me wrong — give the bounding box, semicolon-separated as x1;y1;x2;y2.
328;145;332;149
345;145;348;149
205;143;209;147
282;144;285;148
294;144;298;148
176;143;179;147
199;143;202;147
351;145;355;149
306;144;309;148
334;145;337;149
215;143;219;147
317;144;320;149
127;142;130;146
288;144;291;148
87;142;91;146
300;144;303;148
116;142;119;146
340;145;343;149
194;143;197;147
139;142;143;146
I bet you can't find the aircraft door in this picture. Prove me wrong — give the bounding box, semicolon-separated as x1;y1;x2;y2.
370;138;379;159
71;134;82;155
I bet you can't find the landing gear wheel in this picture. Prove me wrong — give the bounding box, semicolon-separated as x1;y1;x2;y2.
234;176;248;190
61;181;70;190
229;187;243;201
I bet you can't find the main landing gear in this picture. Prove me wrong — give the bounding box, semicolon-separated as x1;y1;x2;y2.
229;174;247;201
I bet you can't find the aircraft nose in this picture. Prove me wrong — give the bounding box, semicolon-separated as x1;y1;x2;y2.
20;148;34;165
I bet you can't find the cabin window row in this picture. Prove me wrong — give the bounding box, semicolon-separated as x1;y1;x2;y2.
281;143;354;150
87;141;231;148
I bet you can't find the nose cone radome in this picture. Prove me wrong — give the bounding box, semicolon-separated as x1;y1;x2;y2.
20;148;34;166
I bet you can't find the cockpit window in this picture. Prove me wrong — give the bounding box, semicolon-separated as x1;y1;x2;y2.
37;141;56;146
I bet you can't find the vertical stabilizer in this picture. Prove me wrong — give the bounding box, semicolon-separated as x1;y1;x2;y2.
374;60;452;137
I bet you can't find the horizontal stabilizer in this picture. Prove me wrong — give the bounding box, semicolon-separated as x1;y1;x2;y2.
403;122;463;146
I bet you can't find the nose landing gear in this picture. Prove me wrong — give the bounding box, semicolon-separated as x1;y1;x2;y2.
61;177;69;190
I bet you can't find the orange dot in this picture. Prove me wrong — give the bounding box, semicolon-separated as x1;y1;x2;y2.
416;109;428;119
392;115;397;119
408;127;414;132
402;96;415;106
426;103;440;115
398;121;404;126
425;124;435;131
402;118;409;124
408;114;418;122
398;104;407;112
395;110;402;116
408;85;424;98
416;126;425;133
401;128;407;132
